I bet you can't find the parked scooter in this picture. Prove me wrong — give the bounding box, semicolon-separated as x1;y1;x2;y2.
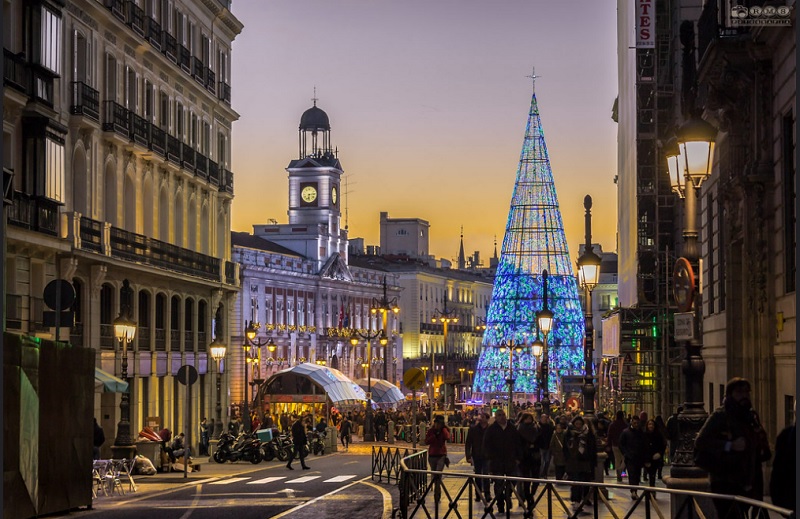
309;430;326;455
213;432;262;464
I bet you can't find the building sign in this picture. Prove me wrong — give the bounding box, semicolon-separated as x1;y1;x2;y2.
636;0;655;48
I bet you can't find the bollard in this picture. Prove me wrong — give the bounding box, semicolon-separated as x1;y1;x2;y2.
419;422;428;444
327;425;338;453
388;420;395;444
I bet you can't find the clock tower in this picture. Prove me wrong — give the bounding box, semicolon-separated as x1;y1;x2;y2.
253;99;348;268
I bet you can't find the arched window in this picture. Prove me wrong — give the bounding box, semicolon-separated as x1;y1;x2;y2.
104;160;117;225
187;193;197;250
123;171;136;232
174;190;184;246
72;146;88;215
159;186;169;242
143;174;154;236
200;202;209;254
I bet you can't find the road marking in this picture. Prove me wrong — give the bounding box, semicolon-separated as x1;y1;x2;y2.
247;476;286;485
269;476;369;519
286;476;320;483
208;477;250;485
323;475;356;483
360;480;394;519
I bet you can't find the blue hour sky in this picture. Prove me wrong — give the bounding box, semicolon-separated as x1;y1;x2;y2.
230;1;619;263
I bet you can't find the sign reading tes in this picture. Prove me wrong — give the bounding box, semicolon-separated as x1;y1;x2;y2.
674;312;695;341
636;0;655;48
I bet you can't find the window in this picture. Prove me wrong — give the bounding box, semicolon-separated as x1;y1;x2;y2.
175;102;184;140
190;112;198;147
217;132;227;166
217;48;228;82
73;31;89;83
37;6;62;74
45;135;64;201
125;66;137;111
201;34;210;66
105;54;117;101
143;79;154;122
202;122;210;155
159;90;169;128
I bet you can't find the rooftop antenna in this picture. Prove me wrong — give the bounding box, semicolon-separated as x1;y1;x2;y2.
344;175;350;230
525;66;540;93
312;86;318;107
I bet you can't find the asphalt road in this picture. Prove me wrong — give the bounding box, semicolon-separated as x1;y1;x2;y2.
80;451;390;519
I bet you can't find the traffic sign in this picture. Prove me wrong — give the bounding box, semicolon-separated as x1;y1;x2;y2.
43;279;76;310
177;365;198;386
673;258;695;313
674;312;695;340
403;367;426;391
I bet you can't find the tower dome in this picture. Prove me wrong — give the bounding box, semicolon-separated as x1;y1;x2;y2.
299;105;330;131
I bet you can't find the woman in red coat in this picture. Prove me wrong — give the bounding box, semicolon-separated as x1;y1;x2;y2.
425;415;451;502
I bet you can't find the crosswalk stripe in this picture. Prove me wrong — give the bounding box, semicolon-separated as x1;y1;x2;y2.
323;475;356;483
209;477;250;485
286;476;320;483
247;476;286;485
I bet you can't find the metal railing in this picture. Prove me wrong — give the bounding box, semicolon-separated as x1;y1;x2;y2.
79;217;103;253
6;294;23;330
218;81;231;104
146;17;162;49
155;328;166;351
7;191;60;236
395;451;793;519
71;81;100;121
103;100;130;137
100;324;115;350
4;48;29;93
372;446;420;484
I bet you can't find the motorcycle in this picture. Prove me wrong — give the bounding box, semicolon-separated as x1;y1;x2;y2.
213;432;262;464
309;430;326;455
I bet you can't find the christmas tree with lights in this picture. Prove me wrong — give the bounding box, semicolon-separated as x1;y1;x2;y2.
473;74;585;401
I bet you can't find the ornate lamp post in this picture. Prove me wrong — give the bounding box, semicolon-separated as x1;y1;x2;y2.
431;292;458;410
498;340;524;417
663;113;717;478
209;337;227;440
350;321;387;442
243;321;268;433
536;270;554;415
111;279;137;459
371;276;400;381
577;195;602;420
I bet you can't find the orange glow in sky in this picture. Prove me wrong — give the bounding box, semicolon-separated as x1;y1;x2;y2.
231;1;619;263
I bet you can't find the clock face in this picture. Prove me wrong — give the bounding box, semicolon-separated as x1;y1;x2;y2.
331;186;338;205
301;185;318;203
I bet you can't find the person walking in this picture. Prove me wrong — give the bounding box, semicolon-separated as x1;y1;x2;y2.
536;413;555;478
483;408;522;514
199;417;209;456
665;406;682;465
619;415;646;499
517;412;542;512
769;405;795;513
549;422;567;480
695;378;771;519
465;412;492;502
563;415;597;509
643;419;666;487
339;415;353;452
287;414;311;470
607;410;628;482
425;414;451;502
93;418;105;460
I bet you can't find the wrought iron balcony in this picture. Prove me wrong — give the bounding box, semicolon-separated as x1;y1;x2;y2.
167;134;181;165
103;100;131;137
146;17;162;49
218;81;231;104
104;0;125;22
5;294;22;330
126;1;145;36
181;143;195;171
150;124;166;156
163;32;177;63
7;191;60;236
109;226;148;262
100;323;115;350
155;328;166;351
205;68;216;94
3;48;29;94
129;111;150;146
225;261;237;285
185;330;194;350
178;45;191;72
222;169;234;194
70;81;100;121
79;217;103;253
169;330;179;351
197;331;207;352
192;57;205;84
208;160;219;185
195;153;208;179
138;326;151;350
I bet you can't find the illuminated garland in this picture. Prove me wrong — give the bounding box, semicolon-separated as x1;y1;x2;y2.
473;88;585;398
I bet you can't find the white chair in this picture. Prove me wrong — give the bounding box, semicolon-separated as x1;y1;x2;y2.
105;460;125;496
92;460;109;498
118;458;138;492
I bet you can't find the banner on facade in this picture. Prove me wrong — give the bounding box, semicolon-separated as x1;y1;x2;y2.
636;0;655;48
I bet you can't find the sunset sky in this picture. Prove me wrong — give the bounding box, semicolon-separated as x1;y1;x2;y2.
230;1;619;264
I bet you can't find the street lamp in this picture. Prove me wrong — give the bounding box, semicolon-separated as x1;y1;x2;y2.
111;279;137;459
350;321;386;442
536;270;554;415
663;113;716;478
577;195;602;421
210;336;227;440
372;276;401;381
431;292;458;410
498;340;525;417
243;321;268;433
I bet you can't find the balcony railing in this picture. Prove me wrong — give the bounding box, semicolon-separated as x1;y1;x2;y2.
3;48;29;93
163;32;177;63
155;328;166;351
70;323;84;347
195;153;208;179
166;134;181;165
109;226;148;262
31;297;47;332
105;0;125;22
205;68;216;94
208;160;219;185
70;81;100;121
197;331;207;352
103;100;130;137
146;17;162;49
100;323;115;350
225;261;237;285
7;191;60;236
138;326;151;350
218;81;231;104
170;330;180;350
79;217;103;253
126;1;145;36
192;57;205;84
150;125;166;157
178;45;191;72
6;294;22;330
181;143;195;171
129;111;150;146
185;330;194;350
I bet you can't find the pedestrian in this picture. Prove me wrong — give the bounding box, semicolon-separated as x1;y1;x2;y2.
665;406;682;464
465;412;492;502
607;410;627;482
549;421;567;480
375;409;388;442
425;414;451;502
93;417;105;460
483;408;523;514
517;412;542;511
339;414;353;451
563;415;597;509
643;419;666;487
199;417;209;456
695;378;771;519
536;413;555;478
769;404;795;512
170;432;191;461
286;414;311;470
619;415;646;499
653;415;667;478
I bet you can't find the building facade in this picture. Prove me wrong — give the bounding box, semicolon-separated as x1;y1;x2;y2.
3;0;242;455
